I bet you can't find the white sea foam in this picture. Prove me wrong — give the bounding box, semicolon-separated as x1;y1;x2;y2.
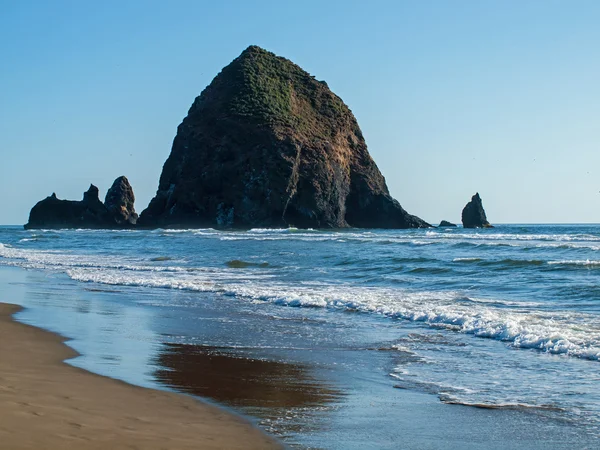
461;297;543;307
548;260;600;266
425;231;600;242
149;228;600;251
2;241;600;361
248;227;307;233
60;272;600;360
47;227;598;253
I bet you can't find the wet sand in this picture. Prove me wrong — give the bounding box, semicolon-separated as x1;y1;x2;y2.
0;303;281;450
3;265;597;449
156;343;341;409
155;343;342;438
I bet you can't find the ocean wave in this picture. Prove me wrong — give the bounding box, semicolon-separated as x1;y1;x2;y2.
9;228;600;252
452;257;546;268
452;257;600;269
157;228;220;235
226;260;270;268
0;244;183;272
437;394;564;411
425;231;600;242
2;241;600;362
219;235;342;242
460;297;543;307
44;226;597;252
248;227;317;233
33;228;141;233
61;267;600;361
0;243;269;281
548;260;600;267
480;258;545;268
149;256;174;262
392;257;438;264
408;267;453;274
67;269;222;292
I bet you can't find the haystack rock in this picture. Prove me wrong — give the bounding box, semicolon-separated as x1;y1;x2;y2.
105;176;138;225
461;193;493;228
139;45;429;229
25;178;138;229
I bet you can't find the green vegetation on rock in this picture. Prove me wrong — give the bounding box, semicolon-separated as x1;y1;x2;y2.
140;45;429;230
195;46;351;138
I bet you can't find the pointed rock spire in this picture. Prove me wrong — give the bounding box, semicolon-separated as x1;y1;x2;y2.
461;193;493;228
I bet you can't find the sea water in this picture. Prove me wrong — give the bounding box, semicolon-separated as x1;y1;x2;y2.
1;224;599;448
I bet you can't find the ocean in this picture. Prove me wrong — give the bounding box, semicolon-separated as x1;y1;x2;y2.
1;224;599;448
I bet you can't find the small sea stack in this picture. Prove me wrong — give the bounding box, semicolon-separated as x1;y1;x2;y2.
104;176;138;225
438;220;457;228
24;177;138;229
461;193;493;228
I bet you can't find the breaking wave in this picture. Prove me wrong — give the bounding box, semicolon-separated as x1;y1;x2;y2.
2;241;599;362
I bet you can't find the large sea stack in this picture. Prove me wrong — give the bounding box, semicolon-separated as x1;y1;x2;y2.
25;177;137;229
461;193;493;228
139;46;429;229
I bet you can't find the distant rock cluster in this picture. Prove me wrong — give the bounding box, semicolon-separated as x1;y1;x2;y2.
25;176;137;230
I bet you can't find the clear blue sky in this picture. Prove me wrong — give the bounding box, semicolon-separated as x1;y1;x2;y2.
1;0;599;225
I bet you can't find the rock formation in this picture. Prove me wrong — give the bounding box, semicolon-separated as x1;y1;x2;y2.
25;178;137;229
105;176;138;225
139;45;429;229
461;193;493;228
438;220;457;227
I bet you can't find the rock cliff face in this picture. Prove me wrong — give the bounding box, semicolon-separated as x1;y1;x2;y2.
139;45;428;229
105;176;138;225
461;193;493;228
25;178;137;229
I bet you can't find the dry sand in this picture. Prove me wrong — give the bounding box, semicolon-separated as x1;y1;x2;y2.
0;303;281;449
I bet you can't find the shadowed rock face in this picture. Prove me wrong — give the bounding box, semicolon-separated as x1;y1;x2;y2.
461;193;493;228
25;178;138;229
139;45;429;229
25;185;110;229
105;176;138;225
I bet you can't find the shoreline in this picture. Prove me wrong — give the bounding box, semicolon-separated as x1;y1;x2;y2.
0;302;281;450
2;230;600;449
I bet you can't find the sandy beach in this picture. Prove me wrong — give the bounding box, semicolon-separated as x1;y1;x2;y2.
0;302;281;450
2;237;599;449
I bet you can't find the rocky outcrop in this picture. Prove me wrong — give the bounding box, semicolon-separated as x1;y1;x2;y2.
139;45;429;229
438;220;457;227
25;185;110;229
25;178;137;229
461;193;493;228
105;176;138;225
